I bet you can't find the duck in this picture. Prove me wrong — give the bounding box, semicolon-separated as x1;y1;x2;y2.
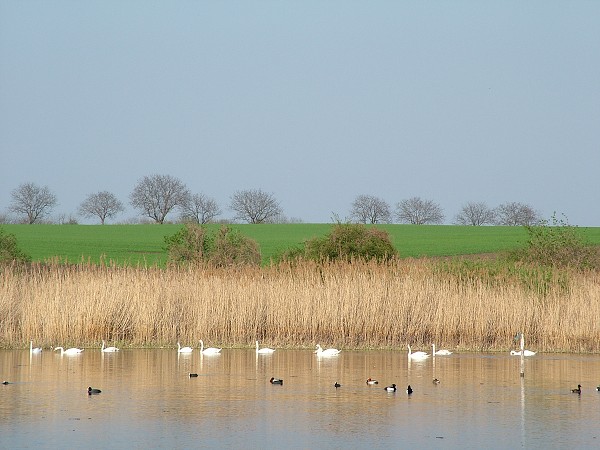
366;378;379;385
432;344;452;356
87;386;101;395
597;386;600;392
314;344;341;357
384;384;397;392
256;341;275;354
177;342;193;354
407;344;430;361
510;350;536;356
200;340;221;355
433;378;440;384
54;346;84;356
30;341;42;354
334;382;341;388
2;381;10;385
189;373;199;378
407;385;413;394
270;377;283;385
101;340;119;353
571;384;582;394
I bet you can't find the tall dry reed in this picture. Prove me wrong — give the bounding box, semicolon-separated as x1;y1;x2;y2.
1;260;599;352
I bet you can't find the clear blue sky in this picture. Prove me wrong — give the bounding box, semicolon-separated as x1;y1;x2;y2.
1;1;599;225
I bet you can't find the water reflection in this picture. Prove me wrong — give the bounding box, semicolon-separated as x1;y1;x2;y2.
2;348;600;448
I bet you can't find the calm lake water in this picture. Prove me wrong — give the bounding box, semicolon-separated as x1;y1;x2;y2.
1;347;599;449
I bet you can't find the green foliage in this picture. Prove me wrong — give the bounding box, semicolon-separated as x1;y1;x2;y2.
165;224;260;267
280;223;398;263
0;227;31;265
511;214;599;270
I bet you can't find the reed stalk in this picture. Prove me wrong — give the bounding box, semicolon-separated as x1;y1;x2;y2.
1;259;599;352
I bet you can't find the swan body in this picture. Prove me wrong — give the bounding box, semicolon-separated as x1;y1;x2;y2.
270;377;283;385
200;340;221;355
384;384;397;392
101;340;119;353
54;346;84;355
407;385;413;395
177;342;193;354
256;341;275;354
88;386;101;395
432;344;452;356
510;350;536;356
30;341;42;354
366;378;379;385
314;344;341;357
407;345;430;361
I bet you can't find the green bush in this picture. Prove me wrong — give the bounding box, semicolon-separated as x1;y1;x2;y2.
511;214;599;270
279;223;398;263
0;227;30;265
165;224;260;267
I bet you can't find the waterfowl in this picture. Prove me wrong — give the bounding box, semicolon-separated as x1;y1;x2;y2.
2;381;10;385
270;377;283;385
54;346;84;356
407;345;430;361
88;386;101;395
571;384;581;394
407;385;413;394
433;378;440;384
177;342;193;353
200;340;221;355
189;373;199;378
366;378;379;385
256;341;275;354
334;382;341;388
597;386;600;392
432;344;452;356
30;341;42;354
101;340;119;353
384;384;397;392
510;350;536;356
314;344;341;357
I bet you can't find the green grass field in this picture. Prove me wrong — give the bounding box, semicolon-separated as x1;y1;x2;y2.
4;224;600;266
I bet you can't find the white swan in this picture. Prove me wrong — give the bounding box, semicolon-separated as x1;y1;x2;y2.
200;340;221;355
54;346;84;355
314;344;341;357
510;349;536;356
256;341;275;354
101;340;119;353
432;344;452;356
407;344;430;360
30;341;42;354
177;342;193;353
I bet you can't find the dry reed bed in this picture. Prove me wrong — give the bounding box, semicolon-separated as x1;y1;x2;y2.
1;260;599;352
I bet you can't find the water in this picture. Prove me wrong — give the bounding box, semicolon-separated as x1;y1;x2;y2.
1;348;599;449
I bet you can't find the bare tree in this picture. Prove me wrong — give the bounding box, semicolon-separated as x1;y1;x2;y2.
9;182;57;224
350;194;391;224
230;189;282;224
396;196;444;225
454;201;496;226
180;193;221;224
495;202;540;226
130;174;190;224
78;191;124;224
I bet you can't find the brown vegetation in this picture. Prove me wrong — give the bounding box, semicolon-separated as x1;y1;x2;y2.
1;259;599;352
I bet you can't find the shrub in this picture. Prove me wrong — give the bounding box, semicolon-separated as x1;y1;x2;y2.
280;223;398;263
165;224;260;267
0;227;30;265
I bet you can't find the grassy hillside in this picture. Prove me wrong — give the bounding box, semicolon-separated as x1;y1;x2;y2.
4;223;600;266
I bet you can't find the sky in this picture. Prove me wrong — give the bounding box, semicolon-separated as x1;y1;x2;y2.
1;1;599;225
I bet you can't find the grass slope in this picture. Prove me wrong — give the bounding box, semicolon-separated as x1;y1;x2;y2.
4;224;600;266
